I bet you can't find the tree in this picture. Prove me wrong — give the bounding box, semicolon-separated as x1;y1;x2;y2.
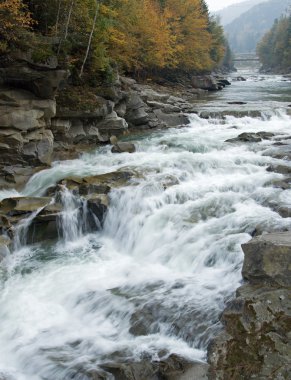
0;0;32;53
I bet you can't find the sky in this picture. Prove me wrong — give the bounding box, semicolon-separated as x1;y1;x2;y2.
206;0;248;12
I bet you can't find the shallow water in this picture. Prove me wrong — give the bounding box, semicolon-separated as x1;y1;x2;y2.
0;71;291;380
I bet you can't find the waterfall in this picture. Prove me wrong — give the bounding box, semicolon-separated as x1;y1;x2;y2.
57;186;83;242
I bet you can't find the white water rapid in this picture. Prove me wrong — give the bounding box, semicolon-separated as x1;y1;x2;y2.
0;74;291;380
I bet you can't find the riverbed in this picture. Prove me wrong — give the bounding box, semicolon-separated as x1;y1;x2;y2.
0;69;291;379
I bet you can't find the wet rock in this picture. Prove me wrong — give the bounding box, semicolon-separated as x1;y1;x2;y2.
0;197;51;216
256;131;274;139
277;207;291;218
233;76;247;81
0;235;11;261
58;171;134;193
227;101;247;105
101;355;208;380
217;79;231;86
267;164;291;175
226;132;262;143
110;137;136;154
86;194;109;228
272;177;291;190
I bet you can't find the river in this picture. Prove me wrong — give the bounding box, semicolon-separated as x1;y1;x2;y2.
0;68;291;379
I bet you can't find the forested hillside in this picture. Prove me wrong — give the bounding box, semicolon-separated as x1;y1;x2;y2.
257;14;291;73
216;0;266;26
225;0;290;53
0;0;228;82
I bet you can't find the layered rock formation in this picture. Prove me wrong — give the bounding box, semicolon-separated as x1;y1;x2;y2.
208;232;291;379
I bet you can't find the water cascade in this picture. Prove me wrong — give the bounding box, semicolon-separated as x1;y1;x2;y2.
0;73;291;379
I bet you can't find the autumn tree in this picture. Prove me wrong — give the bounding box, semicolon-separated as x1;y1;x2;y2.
0;0;32;53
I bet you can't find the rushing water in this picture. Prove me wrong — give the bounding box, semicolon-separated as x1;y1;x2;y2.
0;71;291;379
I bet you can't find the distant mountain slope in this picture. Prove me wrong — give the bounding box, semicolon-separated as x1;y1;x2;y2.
216;0;267;26
224;0;290;53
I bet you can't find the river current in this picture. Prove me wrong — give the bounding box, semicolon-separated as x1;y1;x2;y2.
0;70;291;379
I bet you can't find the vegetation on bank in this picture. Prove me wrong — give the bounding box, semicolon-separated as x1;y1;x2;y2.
0;0;231;82
257;13;291;73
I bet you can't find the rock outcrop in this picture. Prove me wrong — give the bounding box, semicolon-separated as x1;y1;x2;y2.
208;232;291;380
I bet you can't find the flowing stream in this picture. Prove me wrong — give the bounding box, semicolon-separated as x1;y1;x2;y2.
0;69;291;379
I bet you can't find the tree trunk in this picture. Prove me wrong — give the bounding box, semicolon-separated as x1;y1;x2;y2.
57;0;74;55
79;0;99;78
55;0;62;36
64;0;74;40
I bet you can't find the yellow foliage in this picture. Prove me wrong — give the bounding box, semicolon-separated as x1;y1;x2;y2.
107;0;219;72
0;0;32;46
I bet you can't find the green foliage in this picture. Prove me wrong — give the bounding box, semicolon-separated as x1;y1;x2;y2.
257;14;291;72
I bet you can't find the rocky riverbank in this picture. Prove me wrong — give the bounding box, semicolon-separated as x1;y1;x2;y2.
207;129;291;379
0;55;231;190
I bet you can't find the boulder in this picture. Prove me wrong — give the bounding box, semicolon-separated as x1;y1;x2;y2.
111;142;136;154
191;75;220;91
226;132;262;143
125;92;150;126
242;232;291;287
153;109;189;127
97;112;128;135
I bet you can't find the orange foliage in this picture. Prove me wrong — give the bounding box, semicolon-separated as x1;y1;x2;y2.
108;0;218;72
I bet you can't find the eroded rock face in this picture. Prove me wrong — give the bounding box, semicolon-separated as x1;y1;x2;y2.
208;232;291;380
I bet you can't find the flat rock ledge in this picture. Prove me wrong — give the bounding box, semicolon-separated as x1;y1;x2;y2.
208;232;291;380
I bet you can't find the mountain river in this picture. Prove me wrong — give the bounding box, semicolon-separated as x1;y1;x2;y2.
0;68;291;379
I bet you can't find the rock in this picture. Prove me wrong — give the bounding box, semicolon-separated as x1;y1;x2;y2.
57;171;134;194
267;164;291;175
242;232;291;287
277;207;291;218
217;79;231;86
0;87;56;168
191;75;220;91
0;197;51;216
227;101;247;105
256;131;274;139
233;76;247;81
125;92;150;126
272;178;291;190
153;109;189;127
0;235;11;261
97;112;128;135
111;142;136;154
146;101;181;113
0;65;68;99
226;132;262;143
86;194;109;228
101;355;208;380
208;232;291;379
